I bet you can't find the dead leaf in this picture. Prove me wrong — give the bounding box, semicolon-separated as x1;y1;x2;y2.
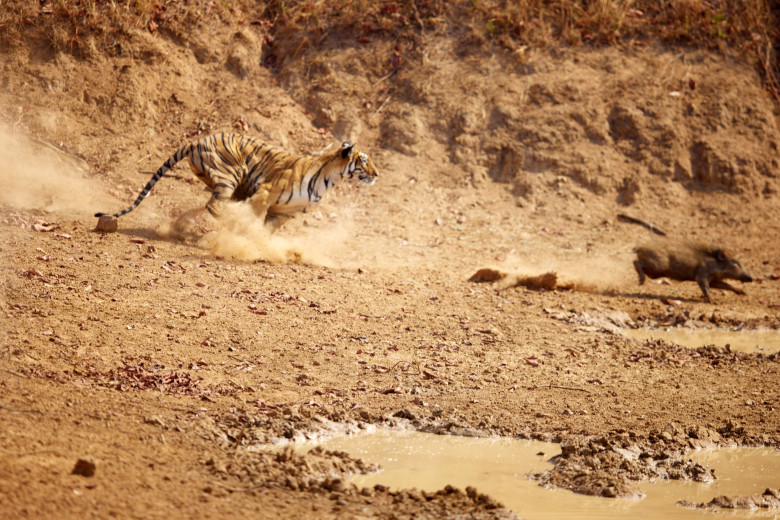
423;370;439;379
33;221;59;232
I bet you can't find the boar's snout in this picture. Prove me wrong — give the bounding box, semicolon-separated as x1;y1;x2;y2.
728;260;753;283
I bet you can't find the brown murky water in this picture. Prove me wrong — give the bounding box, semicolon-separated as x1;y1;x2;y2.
620;328;780;354
319;430;780;520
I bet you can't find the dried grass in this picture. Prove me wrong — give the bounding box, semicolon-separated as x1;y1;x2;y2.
0;0;776;96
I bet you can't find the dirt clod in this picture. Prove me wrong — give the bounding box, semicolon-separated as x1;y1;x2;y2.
679;488;780;510
72;459;96;478
95;215;118;233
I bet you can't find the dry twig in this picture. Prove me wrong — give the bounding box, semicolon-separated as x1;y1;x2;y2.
617;213;667;236
0;401;43;413
389;360;421;375
531;384;589;392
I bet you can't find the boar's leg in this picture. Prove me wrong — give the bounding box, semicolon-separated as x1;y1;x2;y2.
709;279;746;295
695;274;713;302
633;260;647;285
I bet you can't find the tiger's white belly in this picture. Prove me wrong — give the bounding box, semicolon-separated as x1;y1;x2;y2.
264;172;332;216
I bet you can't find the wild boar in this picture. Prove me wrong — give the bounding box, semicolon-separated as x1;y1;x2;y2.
633;239;753;302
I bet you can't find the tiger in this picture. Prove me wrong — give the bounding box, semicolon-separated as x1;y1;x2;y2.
95;132;378;231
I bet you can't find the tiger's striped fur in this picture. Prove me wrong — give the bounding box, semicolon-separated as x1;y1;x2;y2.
95;132;378;231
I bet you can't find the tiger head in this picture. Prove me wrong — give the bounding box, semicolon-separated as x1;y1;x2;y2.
340;142;378;185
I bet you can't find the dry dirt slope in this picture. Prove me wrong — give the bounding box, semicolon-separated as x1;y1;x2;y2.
1;9;780;520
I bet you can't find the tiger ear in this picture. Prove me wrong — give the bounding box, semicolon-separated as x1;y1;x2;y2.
341;142;353;158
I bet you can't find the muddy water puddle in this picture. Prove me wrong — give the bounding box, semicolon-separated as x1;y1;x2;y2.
620;328;780;354
318;430;780;519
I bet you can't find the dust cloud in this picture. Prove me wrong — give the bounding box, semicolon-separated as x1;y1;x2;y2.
0;125;113;217
170;202;355;266
487;252;636;293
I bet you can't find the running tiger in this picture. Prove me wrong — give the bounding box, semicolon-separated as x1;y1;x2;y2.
95;132;378;231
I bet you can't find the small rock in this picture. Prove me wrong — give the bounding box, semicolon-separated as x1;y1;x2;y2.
323;478;345;492
393;409;416;421
72;458;96;477
96;215;118;233
144;415;166;428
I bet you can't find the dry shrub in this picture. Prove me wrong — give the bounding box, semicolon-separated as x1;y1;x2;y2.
464;0;773;47
262;0;777;97
0;0;250;57
0;1;776;95
262;0;447;31
2;1;772;53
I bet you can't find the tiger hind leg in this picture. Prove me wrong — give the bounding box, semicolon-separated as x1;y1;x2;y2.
204;169;240;217
205;194;224;217
245;188;288;233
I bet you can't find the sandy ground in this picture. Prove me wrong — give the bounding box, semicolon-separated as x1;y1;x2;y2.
1;15;779;519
